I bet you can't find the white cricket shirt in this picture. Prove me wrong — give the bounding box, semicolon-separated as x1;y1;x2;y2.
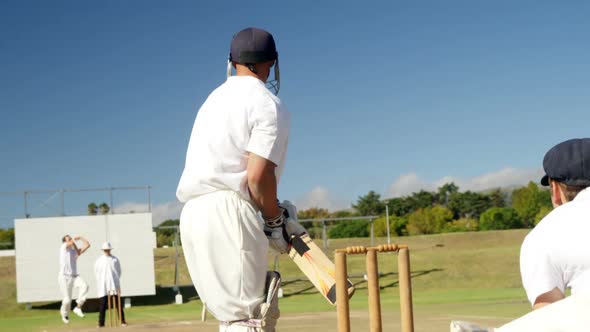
59;243;78;277
176;76;290;203
95;254;122;297
520;188;590;305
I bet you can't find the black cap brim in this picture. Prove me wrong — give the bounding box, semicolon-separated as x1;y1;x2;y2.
541;175;550;186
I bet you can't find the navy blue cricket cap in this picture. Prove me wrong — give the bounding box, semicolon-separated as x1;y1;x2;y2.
541;138;590;187
229;27;278;64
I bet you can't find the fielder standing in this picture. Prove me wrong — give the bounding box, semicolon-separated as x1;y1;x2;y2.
58;234;90;324
176;27;305;331
95;241;127;327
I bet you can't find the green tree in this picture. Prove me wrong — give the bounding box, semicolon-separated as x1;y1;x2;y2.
155;219;180;247
386;197;415;217
297;208;330;236
437;182;459;205
0;228;15;249
488;189;506;208
448;191;491;219
298;208;330;220
512;182;552;227
328;219;370;238
87;202;98;215
159;219;179;226
353;191;384;216
406;205;453;235
411;190;437;209
330;210;356;218
479;207;522;230
373;215;408;237
98;202;110;215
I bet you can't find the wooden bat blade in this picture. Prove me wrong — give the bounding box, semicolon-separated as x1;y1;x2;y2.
288;234;355;305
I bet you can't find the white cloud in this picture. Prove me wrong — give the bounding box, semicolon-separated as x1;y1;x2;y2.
294;186;350;212
387;173;434;198
386;167;544;198
115;201;183;226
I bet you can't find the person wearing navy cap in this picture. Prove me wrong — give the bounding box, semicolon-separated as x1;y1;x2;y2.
519;138;590;310
451;140;590;332
176;27;305;332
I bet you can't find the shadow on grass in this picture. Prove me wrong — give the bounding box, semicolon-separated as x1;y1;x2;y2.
282;268;443;298
29;269;443;311
31;285;201;312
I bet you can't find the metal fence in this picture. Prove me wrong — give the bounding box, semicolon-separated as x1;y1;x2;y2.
152;216;385;288
0;186;152;228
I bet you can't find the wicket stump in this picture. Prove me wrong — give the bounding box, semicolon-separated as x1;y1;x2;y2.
335;244;414;332
107;290;123;327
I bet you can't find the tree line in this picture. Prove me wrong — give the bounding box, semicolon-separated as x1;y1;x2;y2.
151;181;551;245
299;182;552;238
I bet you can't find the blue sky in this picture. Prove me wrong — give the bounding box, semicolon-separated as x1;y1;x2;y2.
1;1;589;227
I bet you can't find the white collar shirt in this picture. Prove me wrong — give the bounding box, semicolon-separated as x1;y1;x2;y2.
94;254;122;297
520;188;590;305
176;76;290;202
59;243;78;277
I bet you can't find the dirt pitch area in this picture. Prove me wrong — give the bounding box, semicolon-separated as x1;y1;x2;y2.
52;310;509;332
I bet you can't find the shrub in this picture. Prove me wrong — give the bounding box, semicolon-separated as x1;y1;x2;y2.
0;228;14;249
407;206;453;235
444;217;478;233
373;215;408;236
328;219;370;238
479;207;523;230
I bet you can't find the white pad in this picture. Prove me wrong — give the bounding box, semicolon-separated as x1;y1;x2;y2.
222;271;281;332
450;321;491;332
257;271;281;331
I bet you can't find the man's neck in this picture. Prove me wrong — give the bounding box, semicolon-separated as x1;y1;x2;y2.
235;65;266;82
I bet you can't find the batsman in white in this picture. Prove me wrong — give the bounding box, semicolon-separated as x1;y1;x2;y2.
58;234;90;324
95;241;127;327
176;27;306;332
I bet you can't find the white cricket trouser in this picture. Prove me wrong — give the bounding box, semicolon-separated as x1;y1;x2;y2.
495;289;590;332
180;190;269;332
58;274;88;317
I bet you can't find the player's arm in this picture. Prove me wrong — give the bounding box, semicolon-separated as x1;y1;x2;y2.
532;288;565;310
520;235;564;310
247;152;282;219
74;236;91;256
115;258;122;277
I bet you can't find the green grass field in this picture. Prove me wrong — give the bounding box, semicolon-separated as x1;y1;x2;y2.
0;229;533;331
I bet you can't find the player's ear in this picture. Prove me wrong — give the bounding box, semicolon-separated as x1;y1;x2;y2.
550;180;563;207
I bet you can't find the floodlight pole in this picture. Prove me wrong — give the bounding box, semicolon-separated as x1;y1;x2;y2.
60;189;65;216
109;188;114;214
386;204;391;245
147;186;152;212
24;192;29;218
322;219;328;250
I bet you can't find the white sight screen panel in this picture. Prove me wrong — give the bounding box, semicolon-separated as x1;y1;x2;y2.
15;213;156;303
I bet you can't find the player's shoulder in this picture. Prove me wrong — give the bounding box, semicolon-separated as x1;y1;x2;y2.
523;206;569;249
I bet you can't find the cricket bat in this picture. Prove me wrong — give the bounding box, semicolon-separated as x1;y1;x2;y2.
288;233;355;305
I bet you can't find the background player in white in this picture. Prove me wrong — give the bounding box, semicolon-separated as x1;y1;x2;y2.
176;27;305;331
58;234;90;324
95;241;127;327
519;138;590;310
